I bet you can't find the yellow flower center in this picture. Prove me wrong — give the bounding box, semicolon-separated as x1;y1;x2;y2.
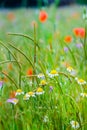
50;70;57;74
78;79;85;83
37;87;43;92
40;80;46;85
17;89;22;93
73;121;78;126
84;93;87;96
67;66;73;71
28;91;34;96
13;99;18;103
23;95;27;99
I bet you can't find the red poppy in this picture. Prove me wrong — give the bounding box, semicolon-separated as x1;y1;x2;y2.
27;68;33;76
73;28;85;38
64;35;72;43
39;10;48;23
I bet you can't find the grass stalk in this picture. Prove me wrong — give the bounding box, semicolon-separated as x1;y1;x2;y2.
7;42;34;69
0;41;21;69
1;71;18;88
8;33;40;49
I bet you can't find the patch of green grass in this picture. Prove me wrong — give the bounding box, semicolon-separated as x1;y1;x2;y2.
0;5;87;130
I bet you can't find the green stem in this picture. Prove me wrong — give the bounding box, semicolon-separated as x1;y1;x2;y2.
58;72;72;82
65;94;80;111
0;60;22;88
0;41;21;88
8;33;40;49
7;42;34;69
19;68;21;88
1;71;18;88
32;23;38;86
65;44;77;65
0;60;21;65
0;41;21;69
83;24;87;60
34;23;37;75
22;74;37;78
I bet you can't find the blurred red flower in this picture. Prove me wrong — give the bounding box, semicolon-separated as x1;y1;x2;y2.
64;35;72;43
73;28;85;38
39;10;48;23
7;12;15;21
27;68;33;76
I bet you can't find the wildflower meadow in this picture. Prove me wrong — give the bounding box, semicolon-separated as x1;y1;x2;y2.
0;4;87;130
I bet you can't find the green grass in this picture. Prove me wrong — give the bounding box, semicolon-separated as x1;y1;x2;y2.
0;5;87;130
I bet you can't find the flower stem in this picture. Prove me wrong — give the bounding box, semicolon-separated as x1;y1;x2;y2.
8;42;34;69
8;33;40;49
33;23;37;75
65;44;77;65
0;41;21;69
83;24;87;61
1;71;18;88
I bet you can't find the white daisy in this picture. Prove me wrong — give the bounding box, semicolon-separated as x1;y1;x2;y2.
70;120;80;129
39;80;47;86
75;77;86;85
67;66;76;76
23;91;35;100
37;73;45;79
48;70;58;78
80;93;87;98
15;89;24;96
36;87;44;95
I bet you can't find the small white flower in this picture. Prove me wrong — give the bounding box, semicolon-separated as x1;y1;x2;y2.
36;87;44;95
43;115;49;123
23;94;30;100
23;91;35;100
67;66;76;76
75;77;86;85
80;93;87;98
48;70;58;78
26;91;35;97
15;89;24;96
29;81;33;86
70;120;80;129
37;73;45;79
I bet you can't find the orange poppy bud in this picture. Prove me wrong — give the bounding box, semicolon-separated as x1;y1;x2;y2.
0;101;2;106
73;28;85;38
8;63;13;70
64;35;72;43
31;20;38;28
10;91;16;98
39;10;48;23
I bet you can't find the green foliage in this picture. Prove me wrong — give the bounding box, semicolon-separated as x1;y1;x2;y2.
0;5;87;130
